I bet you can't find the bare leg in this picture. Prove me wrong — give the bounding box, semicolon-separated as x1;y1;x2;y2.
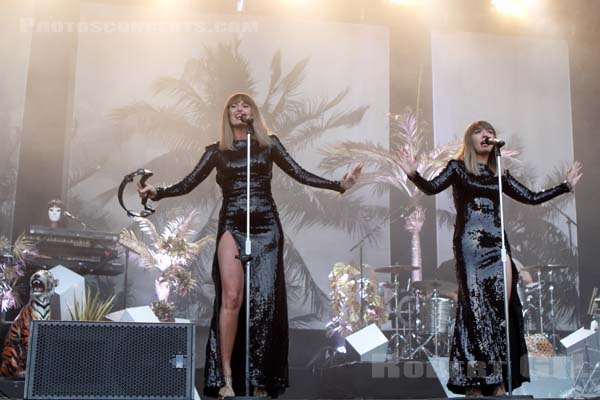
217;231;244;383
465;386;483;397
493;383;506;396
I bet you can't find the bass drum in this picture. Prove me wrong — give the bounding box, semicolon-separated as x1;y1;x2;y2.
419;297;455;335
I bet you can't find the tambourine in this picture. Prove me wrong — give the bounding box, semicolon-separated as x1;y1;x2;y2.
118;168;156;218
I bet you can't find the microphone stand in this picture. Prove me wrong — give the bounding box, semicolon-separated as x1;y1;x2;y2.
494;144;513;395
231;118;257;400
546;202;578;255
63;211;92;230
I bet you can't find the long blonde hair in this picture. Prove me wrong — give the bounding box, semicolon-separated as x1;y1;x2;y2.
455;120;498;175
220;93;272;151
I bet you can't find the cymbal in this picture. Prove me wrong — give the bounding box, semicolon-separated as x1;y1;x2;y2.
379;282;400;289
411;280;457;294
374;265;420;273
522;264;569;272
379;281;412;290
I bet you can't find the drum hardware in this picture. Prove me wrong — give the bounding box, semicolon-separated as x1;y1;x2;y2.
375;265;420;360
411;279;458;299
537;268;545;336
521;264;568;272
519;281;543;335
434;311;440;359
521;291;537;336
386;276;403;359
384;277;417;360
592;297;600;322
547;270;558;349
521;264;568;350
374;265;420;274
377;268;416;360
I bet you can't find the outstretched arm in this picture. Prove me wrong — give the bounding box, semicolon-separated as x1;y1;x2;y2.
503;161;582;205
271;135;346;193
141;144;218;201
407;160;459;196
503;172;570;205
397;146;457;195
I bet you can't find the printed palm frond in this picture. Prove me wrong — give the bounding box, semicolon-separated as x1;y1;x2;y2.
273;171;388;240
283;233;330;324
110;103;206;148
119;229;158;269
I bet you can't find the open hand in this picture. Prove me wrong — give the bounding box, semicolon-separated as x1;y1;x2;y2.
566;161;583;190
340;163;363;191
398;146;418;177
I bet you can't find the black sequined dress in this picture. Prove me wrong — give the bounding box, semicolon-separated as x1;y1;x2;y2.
154;134;344;397
409;159;570;394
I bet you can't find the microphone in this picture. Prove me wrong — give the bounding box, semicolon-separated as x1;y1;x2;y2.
240;115;254;125
63;211;76;219
483;137;505;148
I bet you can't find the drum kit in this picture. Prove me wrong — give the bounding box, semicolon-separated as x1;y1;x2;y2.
374;263;568;360
375;265;458;360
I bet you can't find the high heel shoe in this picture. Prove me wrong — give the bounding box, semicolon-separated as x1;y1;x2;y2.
218;375;234;399
253;387;268;397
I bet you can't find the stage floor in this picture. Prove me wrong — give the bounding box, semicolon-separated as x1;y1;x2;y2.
0;356;594;399
193;356;592;399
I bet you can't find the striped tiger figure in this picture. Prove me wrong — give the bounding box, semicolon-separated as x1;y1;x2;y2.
0;269;58;378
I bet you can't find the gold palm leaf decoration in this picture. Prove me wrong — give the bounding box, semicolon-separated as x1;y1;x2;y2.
119;209;214;319
327;262;387;337
120;210;214;271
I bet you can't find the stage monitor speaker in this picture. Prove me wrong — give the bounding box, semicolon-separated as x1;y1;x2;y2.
561;327;600;365
345;323;388;362
106;306;160;323
24;321;195;400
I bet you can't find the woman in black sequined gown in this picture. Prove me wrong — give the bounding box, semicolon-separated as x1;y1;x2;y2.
139;93;362;398
398;120;582;396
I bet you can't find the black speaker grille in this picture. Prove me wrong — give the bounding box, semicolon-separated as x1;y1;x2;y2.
25;321;195;400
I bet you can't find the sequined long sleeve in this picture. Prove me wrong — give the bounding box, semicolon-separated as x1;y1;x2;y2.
154;144;218;201
407;159;459;195
503;170;571;205
270;134;345;193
